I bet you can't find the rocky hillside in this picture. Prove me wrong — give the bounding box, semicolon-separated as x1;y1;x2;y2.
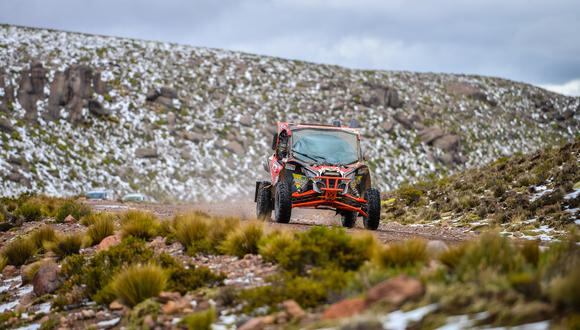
0;24;578;201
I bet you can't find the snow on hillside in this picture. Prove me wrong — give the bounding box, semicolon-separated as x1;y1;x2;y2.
0;25;578;201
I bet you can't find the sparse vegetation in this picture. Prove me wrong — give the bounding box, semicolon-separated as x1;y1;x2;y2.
29;225;57;249
180;308;216;330
110;264;168;307
375;238;428;268
49;233;83;258
80;212;115;227
220;220;264;257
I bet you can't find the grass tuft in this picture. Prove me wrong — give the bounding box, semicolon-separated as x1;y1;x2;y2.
15;199;43;221
29;225;57;249
120;210;159;240
375;238;428;268
220;220;264;257
80;212;115;227
180;308;216;330
2;238;36;266
87;216;115;246
49;233;84;258
110;264;168;307
0;255;7;272
55;200;91;223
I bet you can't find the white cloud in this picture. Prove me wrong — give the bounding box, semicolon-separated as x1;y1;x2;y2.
540;79;580;97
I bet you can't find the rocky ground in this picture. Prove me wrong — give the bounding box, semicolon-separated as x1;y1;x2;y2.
0;24;578;201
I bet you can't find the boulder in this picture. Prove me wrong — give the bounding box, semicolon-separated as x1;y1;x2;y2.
426;240;449;257
155;96;174;108
17;61;47;122
282;300;305;320
146;88;160;101
182;131;205;143
88;100;110;116
64;215;76;223
359;85;402;108
0;117;14;133
97;235;121;251
365;275;424;306
433;134;461;152
46;71;66;120
239;115;252;127
224;141;244;155
160;87;177;99
419;127;445;144
135;147;159;158
381;120;394;133
393;113;413;129
323;297;366;320
32;261;61;296
92;71;109;95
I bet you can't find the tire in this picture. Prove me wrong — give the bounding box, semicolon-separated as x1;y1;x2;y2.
256;182;273;220
341;211;357;228
274;180;292;223
363;188;381;230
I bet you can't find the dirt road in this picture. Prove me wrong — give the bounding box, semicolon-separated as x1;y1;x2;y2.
86;198;473;244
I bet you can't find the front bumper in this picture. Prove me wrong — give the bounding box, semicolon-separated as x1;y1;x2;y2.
291;175;368;217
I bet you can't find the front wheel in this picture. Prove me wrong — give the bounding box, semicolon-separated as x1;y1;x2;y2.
256;181;273;220
363;188;381;230
341;211;357;228
274;181;292;223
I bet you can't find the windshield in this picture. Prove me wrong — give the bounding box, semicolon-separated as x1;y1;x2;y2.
291;128;360;165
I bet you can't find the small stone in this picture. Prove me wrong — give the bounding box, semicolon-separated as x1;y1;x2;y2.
239;317;268;330
282;300;305;320
109;301;124;310
162;299;188;315
323;297;366;320
365;275;424;307
97;235;121;251
81;309;96;319
32;261;61;296
2;265;17;277
158;291;182;303
64;215;76;223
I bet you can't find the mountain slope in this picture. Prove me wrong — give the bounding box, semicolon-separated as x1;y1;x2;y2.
0;24;578;201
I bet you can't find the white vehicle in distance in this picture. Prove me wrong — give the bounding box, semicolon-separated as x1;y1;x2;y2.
121;193;148;203
85;188;115;200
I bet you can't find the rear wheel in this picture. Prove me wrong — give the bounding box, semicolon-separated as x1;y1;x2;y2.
363;188;381;230
341;211;357;228
256;181;273;220
274;180;292;223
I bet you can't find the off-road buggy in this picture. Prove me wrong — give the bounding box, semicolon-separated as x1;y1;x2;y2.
255;122;381;230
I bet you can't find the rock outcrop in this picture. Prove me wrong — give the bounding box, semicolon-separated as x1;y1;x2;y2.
17;61;47;122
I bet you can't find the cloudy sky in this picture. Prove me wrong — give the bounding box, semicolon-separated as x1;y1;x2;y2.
1;0;579;96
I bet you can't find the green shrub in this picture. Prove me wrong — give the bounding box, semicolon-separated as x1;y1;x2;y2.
549;266;580;310
80;212;115;227
110;264;168;307
50;233;83;258
397;184;424;206
2;238;36;266
30;225;57;249
259;226;374;274
180;308;216;330
173;213;211;254
157;253;225;294
55;200;91;223
375;238;428;268
15;200;42;221
220;221;264;257
120;210;160;240
87;216;115;245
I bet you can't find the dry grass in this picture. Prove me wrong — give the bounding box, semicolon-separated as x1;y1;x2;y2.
49;233;84;258
110;264;168;307
120;210;160;240
220;220;264;257
375;238;428;268
29;225;57;249
87;215;115;245
80;212;115;227
55;200;92;222
2;238;36;266
180;308;216;330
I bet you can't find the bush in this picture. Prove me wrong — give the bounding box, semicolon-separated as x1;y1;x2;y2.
220;221;264;257
173;213;211;254
29;225;57;249
157;254;225;294
87;216;115;246
50;234;83;258
2;238;36;266
80;212;115;227
259;226;374;274
549;266;580;310
375;239;428;268
180;308;216;330
22;260;43;284
15;200;43;221
55;200;91;223
120;210;160;240
397;184;424;206
110;264;168;307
